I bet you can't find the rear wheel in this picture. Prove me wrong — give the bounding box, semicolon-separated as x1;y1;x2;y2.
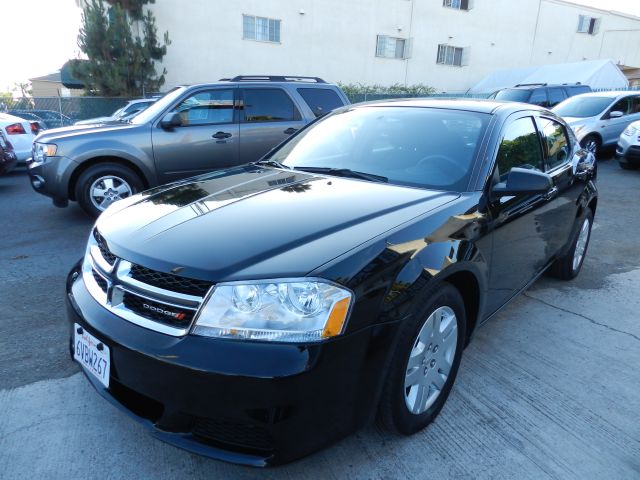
581;134;601;158
548;209;593;280
75;163;143;218
379;283;466;435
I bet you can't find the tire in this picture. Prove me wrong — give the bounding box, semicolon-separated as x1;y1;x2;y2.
580;134;601;158
547;209;593;280
379;283;466;435
75;163;143;218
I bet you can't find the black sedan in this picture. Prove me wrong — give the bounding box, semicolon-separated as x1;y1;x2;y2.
66;99;597;466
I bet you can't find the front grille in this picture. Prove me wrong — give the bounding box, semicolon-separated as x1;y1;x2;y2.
92;270;108;293
93;229;117;265
192;417;274;453
130;264;212;297
122;292;194;328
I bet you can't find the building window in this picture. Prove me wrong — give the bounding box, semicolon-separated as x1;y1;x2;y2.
443;0;473;10
243;14;281;43
436;44;468;66
577;15;600;35
376;35;409;59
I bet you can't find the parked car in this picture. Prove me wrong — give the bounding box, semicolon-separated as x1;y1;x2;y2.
616;120;640;169
0;130;17;175
552;90;640;157
489;83;592;108
74;98;158;125
28;76;349;217
8;111;49;129
9;109;73;129
0;112;39;163
67;99;597;466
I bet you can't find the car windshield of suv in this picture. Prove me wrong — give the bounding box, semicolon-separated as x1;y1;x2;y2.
130;87;186;124
552;96;613;118
493;89;531;102
271;106;490;192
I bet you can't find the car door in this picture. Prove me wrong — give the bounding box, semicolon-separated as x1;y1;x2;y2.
535;115;581;255
152;87;239;183
485;114;557;314
600;95;640;145
238;87;307;162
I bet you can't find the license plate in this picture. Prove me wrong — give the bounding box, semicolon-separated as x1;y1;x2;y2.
73;323;110;388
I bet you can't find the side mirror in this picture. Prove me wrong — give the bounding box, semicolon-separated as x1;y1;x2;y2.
492;167;553;197
609;110;624;118
160;112;182;129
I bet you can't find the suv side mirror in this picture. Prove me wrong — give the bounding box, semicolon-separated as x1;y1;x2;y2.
609;110;624;118
160;112;182;129
492;167;553;197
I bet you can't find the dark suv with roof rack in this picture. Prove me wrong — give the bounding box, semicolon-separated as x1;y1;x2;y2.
28;75;349;217
489;83;592;108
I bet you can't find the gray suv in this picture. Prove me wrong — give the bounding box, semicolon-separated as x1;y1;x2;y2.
28;76;349;217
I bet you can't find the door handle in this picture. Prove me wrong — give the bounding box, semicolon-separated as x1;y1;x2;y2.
212;131;232;139
543;186;558;200
284;128;298;135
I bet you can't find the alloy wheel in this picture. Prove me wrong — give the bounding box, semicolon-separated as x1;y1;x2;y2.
572;218;591;271
404;306;458;415
89;175;133;211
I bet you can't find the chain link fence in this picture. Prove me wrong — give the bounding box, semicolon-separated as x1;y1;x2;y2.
0;97;136;129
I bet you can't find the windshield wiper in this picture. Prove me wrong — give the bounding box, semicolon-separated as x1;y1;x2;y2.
293;166;388;183
252;159;290;169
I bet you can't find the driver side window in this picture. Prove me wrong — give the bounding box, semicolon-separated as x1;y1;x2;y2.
540;118;570;170
496;117;544;181
172;89;234;126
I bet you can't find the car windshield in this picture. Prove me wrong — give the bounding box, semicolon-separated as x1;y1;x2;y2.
130;87;187;124
270;106;490;192
493;89;531;102
552;96;613;118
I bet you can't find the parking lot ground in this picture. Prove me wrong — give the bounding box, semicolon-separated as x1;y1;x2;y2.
1;160;639;479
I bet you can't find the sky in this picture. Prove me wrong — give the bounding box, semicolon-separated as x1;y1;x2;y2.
0;0;639;92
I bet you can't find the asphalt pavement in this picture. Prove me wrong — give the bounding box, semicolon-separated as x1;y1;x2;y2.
0;160;639;479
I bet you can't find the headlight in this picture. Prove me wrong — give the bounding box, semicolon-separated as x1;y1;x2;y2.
32;142;57;163
193;279;353;342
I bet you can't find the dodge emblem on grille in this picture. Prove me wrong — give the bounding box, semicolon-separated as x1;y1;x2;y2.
143;303;186;321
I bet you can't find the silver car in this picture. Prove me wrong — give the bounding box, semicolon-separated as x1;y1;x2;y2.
552;91;640;157
616;120;640;169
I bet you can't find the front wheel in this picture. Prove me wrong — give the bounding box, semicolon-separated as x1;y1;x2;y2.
548;209;593;280
75;163;143;218
581;135;601;158
379;283;466;435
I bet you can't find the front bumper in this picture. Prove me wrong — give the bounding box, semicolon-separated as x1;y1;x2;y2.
616;136;640;164
27;155;75;207
66;263;398;466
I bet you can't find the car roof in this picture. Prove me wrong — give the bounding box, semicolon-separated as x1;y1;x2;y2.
343;98;547;115
501;84;586;90
571;90;639;99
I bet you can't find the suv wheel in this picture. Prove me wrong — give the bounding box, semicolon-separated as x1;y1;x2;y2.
75;163;143;218
379;283;466;435
581;134;601;158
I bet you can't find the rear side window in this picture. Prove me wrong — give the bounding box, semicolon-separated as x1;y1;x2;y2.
496;117;543;180
548;88;567;107
540;118;570;170
528;89;548;107
242;88;300;122
297;88;345;118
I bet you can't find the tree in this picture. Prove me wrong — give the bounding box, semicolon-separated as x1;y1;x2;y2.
72;0;170;97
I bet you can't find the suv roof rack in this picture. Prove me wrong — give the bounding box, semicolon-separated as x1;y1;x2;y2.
514;83;547;87
222;75;327;83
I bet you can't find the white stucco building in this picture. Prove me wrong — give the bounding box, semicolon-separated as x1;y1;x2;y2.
148;0;640;92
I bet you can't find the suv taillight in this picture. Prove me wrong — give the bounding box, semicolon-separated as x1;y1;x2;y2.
6;123;26;135
30;122;40;134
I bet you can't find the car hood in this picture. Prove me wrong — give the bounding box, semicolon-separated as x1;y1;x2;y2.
96;166;459;281
35;122;139;142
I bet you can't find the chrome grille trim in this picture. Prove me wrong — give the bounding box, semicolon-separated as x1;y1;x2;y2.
82;233;210;337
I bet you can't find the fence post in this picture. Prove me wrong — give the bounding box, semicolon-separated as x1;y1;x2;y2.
58;96;63;125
